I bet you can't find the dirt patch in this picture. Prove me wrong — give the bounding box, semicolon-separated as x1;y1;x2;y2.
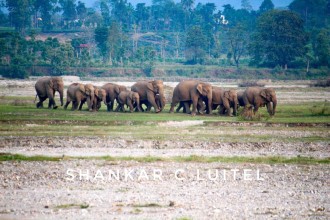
158;120;204;127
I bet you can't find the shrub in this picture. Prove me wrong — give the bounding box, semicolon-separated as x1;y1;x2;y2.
313;78;330;87
238;80;267;87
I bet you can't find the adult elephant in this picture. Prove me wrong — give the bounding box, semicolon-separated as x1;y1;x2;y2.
101;83;127;111
64;83;95;111
212;87;238;116
242;87;277;116
115;91;142;113
34;77;64;109
169;80;212;116
131;80;166;113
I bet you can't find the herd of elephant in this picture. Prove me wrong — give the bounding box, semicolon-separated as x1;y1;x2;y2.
34;77;277;116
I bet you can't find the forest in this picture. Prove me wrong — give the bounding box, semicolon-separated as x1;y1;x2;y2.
0;0;329;79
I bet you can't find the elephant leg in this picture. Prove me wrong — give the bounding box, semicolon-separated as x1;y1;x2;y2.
36;96;47;108
191;97;199;116
253;105;259;114
109;99;115;111
183;102;191;114
146;103;152;112
64;101;70;110
114;104;120;112
79;100;85;110
169;97;180;113
266;102;273;115
176;102;183;113
72;101;78;110
128;102;134;113
147;93;160;113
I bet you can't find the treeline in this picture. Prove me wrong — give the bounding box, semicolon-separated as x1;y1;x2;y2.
0;0;329;79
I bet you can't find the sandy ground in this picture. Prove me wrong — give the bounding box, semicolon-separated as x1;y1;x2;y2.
0;78;329;219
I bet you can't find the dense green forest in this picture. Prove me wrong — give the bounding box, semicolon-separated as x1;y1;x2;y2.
0;0;329;79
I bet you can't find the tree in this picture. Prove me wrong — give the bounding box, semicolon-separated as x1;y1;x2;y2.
33;0;57;30
100;0;110;26
315;29;330;67
185;25;207;64
289;0;328;29
241;0;253;12
59;0;77;29
250;10;308;69
258;0;274;14
228;24;248;67
6;0;32;35
94;27;109;63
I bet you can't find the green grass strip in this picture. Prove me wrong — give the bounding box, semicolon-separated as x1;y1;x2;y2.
0;153;329;164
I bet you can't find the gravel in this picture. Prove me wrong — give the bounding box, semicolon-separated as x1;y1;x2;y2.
0;161;329;219
0;137;329;159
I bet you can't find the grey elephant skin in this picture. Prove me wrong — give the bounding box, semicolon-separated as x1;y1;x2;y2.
115;91;141;113
131;80;166;113
35;77;64;109
242;87;277;116
212;86;238;116
80;86;107;111
64;83;95;111
170;80;212;116
101;83;127;112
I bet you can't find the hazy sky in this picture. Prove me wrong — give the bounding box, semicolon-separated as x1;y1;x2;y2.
82;0;293;10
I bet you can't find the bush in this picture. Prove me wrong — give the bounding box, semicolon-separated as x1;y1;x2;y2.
3;65;29;79
238;80;267;87
313;78;330;87
309;101;330;116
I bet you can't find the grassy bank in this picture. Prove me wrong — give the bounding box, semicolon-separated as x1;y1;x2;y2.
1;153;329;165
0;96;329;142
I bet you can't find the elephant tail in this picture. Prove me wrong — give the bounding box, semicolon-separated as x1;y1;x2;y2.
34;94;38;103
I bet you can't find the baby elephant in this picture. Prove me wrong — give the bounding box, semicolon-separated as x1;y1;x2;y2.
115;91;142;113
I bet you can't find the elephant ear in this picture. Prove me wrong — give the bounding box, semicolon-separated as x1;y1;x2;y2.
196;83;203;95
48;78;54;89
224;91;230;99
94;87;99;97
79;84;86;93
115;86;120;94
260;90;267;99
147;81;156;93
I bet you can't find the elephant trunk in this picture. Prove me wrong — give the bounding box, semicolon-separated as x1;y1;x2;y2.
59;89;64;106
89;94;94;111
232;99;238;116
272;97;277;116
207;93;212;114
158;90;166;111
136;99;142;112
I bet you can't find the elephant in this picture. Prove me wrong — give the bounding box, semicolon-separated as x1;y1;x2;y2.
64;83;95;111
93;87;107;111
79;86;107;111
34;77;64;109
242;87;277;116
131;80;166;113
115;91;142;113
169;80;212;116
211;87;238;116
101;83;127;111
